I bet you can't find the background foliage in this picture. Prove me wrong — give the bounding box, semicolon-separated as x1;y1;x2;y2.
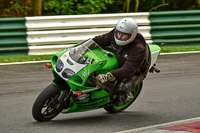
104;0;200;13
42;0;114;15
0;0;200;17
0;0;32;17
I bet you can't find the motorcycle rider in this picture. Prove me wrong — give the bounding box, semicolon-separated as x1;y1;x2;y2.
93;18;151;105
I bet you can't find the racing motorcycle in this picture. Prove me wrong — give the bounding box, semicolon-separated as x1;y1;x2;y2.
32;39;161;122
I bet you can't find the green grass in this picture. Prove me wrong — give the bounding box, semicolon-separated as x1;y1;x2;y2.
0;46;200;63
161;46;200;53
0;55;53;63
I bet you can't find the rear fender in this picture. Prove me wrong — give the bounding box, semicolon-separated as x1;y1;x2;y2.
149;45;161;68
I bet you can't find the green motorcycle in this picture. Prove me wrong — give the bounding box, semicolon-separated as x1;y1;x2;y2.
32;39;161;122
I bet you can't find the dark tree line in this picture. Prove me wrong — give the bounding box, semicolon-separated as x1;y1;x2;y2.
0;0;199;17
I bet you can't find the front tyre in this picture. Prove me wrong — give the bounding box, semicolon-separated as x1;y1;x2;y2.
104;82;143;113
32;83;65;122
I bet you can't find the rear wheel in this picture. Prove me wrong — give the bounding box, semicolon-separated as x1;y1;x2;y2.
104;82;143;113
32;83;69;122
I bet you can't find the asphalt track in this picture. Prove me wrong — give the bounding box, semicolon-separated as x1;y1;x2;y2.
0;53;200;133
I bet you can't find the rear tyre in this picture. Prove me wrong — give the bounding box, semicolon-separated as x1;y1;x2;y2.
32;83;66;122
104;82;143;113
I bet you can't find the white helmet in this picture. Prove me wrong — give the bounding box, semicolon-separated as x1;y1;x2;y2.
114;18;138;46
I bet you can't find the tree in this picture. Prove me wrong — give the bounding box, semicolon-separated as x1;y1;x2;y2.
0;0;32;17
42;0;114;15
104;0;200;13
32;0;42;16
0;0;199;17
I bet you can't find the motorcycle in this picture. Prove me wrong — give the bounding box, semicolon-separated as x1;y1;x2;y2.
32;39;161;122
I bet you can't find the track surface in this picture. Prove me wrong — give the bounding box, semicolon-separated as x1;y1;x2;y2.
0;53;200;133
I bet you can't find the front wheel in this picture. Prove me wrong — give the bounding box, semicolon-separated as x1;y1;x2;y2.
32;83;68;122
104;82;143;113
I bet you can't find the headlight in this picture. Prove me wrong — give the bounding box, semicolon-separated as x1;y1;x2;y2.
62;68;75;79
56;59;64;72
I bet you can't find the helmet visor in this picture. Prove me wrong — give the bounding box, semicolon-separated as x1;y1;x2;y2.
115;30;131;41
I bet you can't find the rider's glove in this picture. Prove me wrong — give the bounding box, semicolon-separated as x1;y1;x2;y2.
96;72;116;84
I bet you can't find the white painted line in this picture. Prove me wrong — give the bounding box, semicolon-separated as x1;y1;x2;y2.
0;51;200;66
115;117;200;133
0;60;50;66
160;51;200;55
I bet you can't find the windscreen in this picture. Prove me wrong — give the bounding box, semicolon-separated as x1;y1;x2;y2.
69;39;106;64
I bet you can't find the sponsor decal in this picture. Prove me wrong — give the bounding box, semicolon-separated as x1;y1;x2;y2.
76;93;89;100
63;54;67;58
59;51;63;54
82;71;87;76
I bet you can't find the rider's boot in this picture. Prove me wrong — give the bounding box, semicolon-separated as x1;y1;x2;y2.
114;75;144;106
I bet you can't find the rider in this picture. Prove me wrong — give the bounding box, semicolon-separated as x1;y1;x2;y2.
93;18;151;105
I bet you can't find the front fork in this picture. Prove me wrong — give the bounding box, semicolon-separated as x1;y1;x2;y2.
52;81;72;108
58;90;72;102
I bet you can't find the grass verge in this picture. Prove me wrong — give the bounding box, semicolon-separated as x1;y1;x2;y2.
161;46;200;53
0;46;200;63
0;55;53;63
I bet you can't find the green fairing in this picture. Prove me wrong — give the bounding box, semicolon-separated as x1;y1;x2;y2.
66;62;104;93
67;49;118;90
49;47;115;113
60;49;118;113
51;49;68;67
32;39;161;122
149;44;161;52
62;90;110;113
49;40;160;114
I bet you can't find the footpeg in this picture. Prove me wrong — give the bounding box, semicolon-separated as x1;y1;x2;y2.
149;64;161;73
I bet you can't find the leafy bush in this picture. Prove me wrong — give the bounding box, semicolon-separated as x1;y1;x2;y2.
3;0;32;17
43;0;114;15
104;0;200;13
